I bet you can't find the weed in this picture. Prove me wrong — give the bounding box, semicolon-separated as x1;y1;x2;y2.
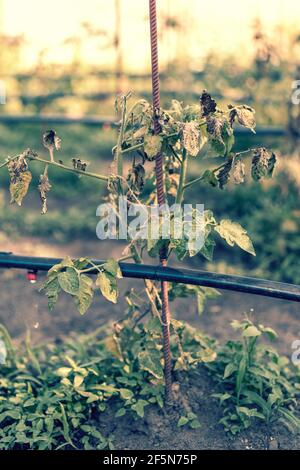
207;318;300;435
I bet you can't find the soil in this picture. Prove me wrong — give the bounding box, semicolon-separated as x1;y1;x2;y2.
0;235;300;450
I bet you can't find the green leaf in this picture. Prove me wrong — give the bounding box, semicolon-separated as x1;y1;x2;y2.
96;271;118;304
74;375;84;388
119;388;134;401
243;325;261;337
199;236;215;261
190;419;201;429
177;416;189;427
58;268;79;295
56;367;72;378
138;350;164;380
259;326;278;341
43;277;61;310
223;362;237;379
214;219;256;256
236;356;247;399
103;259;122;279
131;399;148;418
115;408;126;418
59;403;74;446
242;391;271;418
75;274;94;315
0;410;21;423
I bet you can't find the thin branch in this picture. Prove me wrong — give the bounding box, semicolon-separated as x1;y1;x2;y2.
0;154;110;182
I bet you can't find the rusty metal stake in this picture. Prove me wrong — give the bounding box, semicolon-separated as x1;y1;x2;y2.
149;0;173;404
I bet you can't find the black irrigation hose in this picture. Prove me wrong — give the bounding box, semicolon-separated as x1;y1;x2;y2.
0;115;286;136
1;253;300;303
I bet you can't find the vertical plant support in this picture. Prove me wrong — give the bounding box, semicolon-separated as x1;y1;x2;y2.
148;0;173;403
114;0;123;96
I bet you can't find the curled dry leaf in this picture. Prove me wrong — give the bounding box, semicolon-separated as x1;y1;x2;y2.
126;163;145;198
200;90;217;117
206;115;224;137
7;152;32;206
205;114;234;157
251;147;277;181
217;157;233;189
38;173;52;214
232;159;245;185
43;130;61;151
72;158;89;171
228;105;256;132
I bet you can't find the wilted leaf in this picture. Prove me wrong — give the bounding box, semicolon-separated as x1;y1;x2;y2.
43;130;61;151
182;121;200;156
144;134;162;160
200;90;217;117
201;169;218;187
96;271;118;304
126;163;145;196
206;116;234;157
217;158;233;189
229;104;256;132
72;158;89;171
232;159;245;185
9;170;32;206
133;126;148;140
251;148;277;181
214;219;256;255
170;99;183;119
38;173;51;214
75;274;94;315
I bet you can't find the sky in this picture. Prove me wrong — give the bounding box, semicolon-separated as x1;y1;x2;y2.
1;0;300;71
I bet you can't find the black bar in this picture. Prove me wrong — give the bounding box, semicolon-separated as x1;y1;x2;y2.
0;253;299;302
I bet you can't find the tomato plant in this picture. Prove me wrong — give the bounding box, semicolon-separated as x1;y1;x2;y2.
0;89;278;399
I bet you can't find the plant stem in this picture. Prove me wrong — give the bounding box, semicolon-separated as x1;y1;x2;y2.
175;149;188;204
115;96;128;192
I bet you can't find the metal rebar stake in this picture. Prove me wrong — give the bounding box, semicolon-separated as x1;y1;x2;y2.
149;0;173;404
